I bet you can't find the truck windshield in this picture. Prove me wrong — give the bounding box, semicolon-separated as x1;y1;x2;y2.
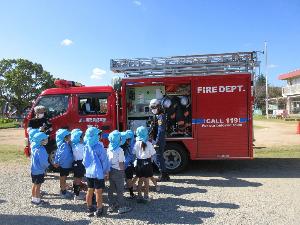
35;95;69;118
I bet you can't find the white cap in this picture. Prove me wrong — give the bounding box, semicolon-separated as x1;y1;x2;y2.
149;99;161;109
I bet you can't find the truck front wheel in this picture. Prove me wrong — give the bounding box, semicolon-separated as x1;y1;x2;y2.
164;143;189;174
46;141;58;172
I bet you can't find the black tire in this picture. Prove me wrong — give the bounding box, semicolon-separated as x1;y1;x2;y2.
46;140;59;172
164;143;189;174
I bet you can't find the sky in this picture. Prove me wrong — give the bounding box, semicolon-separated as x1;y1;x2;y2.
0;0;299;87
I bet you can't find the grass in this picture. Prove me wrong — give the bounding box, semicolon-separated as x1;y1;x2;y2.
253;115;298;124
0;145;28;164
0;122;20;129
255;145;300;158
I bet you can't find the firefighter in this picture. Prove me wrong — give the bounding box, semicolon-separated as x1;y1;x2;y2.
149;99;170;182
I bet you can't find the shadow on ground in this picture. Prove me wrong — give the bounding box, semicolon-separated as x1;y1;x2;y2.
0;214;89;225
105;197;232;224
181;158;300;178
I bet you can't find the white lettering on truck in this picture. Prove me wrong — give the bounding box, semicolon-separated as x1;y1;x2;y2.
197;85;244;94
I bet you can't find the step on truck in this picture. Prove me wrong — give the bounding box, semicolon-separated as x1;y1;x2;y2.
23;51;260;173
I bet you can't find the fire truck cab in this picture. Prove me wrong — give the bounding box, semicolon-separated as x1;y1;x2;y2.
23;81;117;168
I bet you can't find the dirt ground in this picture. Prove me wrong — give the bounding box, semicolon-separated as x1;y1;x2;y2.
253;120;300;147
1;120;299;147
0;128;24;146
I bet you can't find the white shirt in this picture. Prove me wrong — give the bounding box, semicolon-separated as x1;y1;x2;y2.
133;141;156;159
73;143;85;161
107;147;125;170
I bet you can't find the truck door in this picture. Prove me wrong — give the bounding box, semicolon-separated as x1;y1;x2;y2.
195;74;251;158
73;93;116;147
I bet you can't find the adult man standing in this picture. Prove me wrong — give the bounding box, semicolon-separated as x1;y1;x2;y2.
28;106;52;135
149;99;170;182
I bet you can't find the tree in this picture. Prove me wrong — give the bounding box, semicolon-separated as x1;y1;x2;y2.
0;59;56;116
254;74;285;113
254;74;266;112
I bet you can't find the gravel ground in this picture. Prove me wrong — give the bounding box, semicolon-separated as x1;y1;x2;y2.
0;159;299;225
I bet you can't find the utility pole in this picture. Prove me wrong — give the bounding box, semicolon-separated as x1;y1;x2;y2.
264;41;269;119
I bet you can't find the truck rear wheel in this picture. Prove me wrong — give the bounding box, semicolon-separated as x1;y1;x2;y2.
164;143;188;174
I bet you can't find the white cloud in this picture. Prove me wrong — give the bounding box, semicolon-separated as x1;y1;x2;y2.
61;39;73;46
90;67;107;80
133;0;142;6
268;64;278;69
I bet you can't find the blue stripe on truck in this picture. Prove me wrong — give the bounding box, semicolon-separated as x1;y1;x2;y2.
192;118;248;124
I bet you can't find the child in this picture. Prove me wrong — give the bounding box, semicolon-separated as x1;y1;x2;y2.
71;128;85;201
107;130;132;214
53;129;73;198
120;130;135;198
134;126;156;203
30;132;50;205
83;127;110;217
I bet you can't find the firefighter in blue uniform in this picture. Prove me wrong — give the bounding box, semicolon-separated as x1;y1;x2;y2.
149;99;170;182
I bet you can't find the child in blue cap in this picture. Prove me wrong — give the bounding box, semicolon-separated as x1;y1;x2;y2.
107;130;132;214
121;130;135;198
107;130;131;214
71;128;85;201
134;126;156;203
83;127;110;217
53;129;73;198
30;132;50;205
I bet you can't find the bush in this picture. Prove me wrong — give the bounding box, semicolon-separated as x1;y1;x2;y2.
0;118;14;124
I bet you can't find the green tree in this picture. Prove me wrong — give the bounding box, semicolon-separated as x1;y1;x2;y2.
254;74;284;113
0;59;56;116
254;74;266;112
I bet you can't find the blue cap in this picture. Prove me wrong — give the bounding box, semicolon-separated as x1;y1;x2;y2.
31;132;48;149
120;131;128;145
56;129;71;147
108;130;121;151
126;130;134;139
136;126;148;143
71;128;83;145
84;127;100;147
28;129;40;143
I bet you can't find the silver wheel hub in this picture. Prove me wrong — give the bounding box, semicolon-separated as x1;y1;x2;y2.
49;150;56;165
164;149;181;170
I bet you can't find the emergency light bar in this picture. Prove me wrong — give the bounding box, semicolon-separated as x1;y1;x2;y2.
54;79;84;88
110;51;260;77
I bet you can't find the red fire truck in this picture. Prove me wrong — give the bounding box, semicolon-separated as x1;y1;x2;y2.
23;52;260;173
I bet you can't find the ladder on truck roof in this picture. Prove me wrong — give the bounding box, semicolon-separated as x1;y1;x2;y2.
110;51;260;77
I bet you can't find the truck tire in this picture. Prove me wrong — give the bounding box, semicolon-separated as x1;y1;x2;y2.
164;143;189;174
46;141;59;172
48;149;59;172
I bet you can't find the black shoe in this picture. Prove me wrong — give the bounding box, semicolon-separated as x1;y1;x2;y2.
95;208;104;217
129;193;135;199
158;173;170;182
87;207;96;217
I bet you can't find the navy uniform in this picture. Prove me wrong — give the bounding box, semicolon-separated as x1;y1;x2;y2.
149;98;170;182
155;113;167;173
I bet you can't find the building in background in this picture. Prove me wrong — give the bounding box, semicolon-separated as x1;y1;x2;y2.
278;69;300;115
